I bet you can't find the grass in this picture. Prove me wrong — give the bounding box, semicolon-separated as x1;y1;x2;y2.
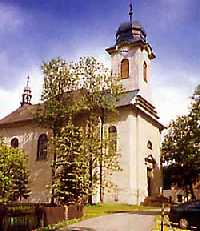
152;215;191;231
83;203;150;219
37;203;154;230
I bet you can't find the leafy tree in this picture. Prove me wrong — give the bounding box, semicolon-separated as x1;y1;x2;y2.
0;139;30;202
38;57;79;136
38;56;122;204
37;57;79;203
162;85;200;198
73;57;123;202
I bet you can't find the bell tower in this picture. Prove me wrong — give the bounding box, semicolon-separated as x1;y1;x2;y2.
106;3;155;103
21;76;32;107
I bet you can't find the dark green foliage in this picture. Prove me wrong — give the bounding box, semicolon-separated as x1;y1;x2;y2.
53;119;89;204
162;84;200;197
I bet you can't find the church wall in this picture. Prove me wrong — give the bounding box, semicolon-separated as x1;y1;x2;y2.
136;114;161;202
111;47;152;103
103;107;161;205
111;47;139;92
138;49;152;103
0;123;52;202
103;107;139;204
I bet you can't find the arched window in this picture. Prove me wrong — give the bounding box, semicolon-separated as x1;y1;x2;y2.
108;126;117;154
37;134;48;160
147;140;152;150
144;61;148;82
11;138;19;148
121;59;129;79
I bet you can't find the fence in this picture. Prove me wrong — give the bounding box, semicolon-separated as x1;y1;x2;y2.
0;203;64;231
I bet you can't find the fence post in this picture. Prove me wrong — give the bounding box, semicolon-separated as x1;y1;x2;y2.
160;202;165;231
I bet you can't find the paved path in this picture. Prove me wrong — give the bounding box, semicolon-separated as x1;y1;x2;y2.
68;212;155;231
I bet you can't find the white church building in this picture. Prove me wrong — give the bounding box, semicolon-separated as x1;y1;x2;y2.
0;13;164;204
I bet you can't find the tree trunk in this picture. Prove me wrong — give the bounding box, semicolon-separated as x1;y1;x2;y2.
51;129;57;205
88;153;93;204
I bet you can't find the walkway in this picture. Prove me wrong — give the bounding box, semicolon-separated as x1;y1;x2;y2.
68;212;155;231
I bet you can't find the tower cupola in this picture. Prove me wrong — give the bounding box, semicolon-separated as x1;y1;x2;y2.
21;76;32;107
116;21;146;45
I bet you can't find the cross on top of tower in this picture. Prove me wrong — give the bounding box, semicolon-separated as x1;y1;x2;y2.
26;75;30;87
21;75;32;107
129;0;133;24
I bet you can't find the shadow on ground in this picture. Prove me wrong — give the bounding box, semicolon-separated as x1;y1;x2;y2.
68;227;96;231
107;210;161;216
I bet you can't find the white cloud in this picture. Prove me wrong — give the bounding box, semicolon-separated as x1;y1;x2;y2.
0;66;42;119
153;85;191;126
151;60;199;126
0;88;21;119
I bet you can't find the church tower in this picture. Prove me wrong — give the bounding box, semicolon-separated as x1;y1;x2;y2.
106;4;155;103
103;3;164;205
21;76;32;107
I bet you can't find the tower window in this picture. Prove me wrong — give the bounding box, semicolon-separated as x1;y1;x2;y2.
121;59;129;79
108;126;117;154
37;134;48;160
147;140;152;150
144;62;148;82
11;138;19;148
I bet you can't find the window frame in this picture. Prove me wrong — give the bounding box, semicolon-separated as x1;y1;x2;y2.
121;59;129;79
143;61;148;83
37;134;48;161
108;126;117;154
147;140;152;150
11;137;19;148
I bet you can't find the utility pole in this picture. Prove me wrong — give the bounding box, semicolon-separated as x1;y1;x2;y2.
99;109;104;203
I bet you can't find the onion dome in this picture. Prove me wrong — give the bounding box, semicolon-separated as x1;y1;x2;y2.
116;21;147;45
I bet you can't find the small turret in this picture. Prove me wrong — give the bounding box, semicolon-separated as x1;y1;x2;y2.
21;76;32;107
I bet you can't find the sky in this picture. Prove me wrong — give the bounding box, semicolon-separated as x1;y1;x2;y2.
0;0;199;125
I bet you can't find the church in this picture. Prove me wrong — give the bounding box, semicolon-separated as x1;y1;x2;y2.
0;8;164;205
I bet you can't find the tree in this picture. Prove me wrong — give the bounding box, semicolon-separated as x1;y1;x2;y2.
162;85;200;198
38;57;79;203
38;56;122;204
72;57;123;203
53;118;89;204
0;139;30;202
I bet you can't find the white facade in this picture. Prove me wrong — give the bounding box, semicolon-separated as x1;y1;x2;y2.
111;46;152;103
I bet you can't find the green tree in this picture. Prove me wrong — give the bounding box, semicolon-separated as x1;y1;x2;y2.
53;118;89;204
0;140;30;202
38;56;122;204
38;57;79;203
162;85;200;198
73;57;122;203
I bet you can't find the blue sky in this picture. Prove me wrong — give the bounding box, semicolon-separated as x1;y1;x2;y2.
0;0;199;124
